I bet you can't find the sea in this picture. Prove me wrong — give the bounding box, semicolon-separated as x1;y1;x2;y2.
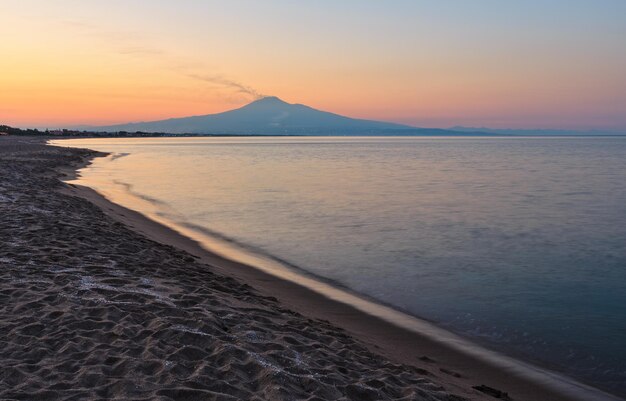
52;136;626;397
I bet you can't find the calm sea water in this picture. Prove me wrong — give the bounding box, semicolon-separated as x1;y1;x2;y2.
54;136;626;396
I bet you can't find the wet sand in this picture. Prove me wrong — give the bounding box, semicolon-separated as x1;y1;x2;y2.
0;136;620;401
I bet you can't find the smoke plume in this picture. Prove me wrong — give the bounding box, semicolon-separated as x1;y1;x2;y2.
187;74;265;99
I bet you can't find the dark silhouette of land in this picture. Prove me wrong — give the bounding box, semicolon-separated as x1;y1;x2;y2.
82;96;478;136
4;99;623;138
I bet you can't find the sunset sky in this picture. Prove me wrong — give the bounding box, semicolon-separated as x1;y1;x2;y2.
2;0;626;131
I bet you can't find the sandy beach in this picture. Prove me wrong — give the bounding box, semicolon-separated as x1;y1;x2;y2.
0;135;620;401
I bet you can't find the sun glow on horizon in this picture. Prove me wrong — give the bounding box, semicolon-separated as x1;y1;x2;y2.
2;0;625;131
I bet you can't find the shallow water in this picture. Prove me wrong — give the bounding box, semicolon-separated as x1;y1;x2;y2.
54;136;626;396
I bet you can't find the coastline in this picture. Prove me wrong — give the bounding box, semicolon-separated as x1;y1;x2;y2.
57;153;623;401
0;135;621;400
53;137;624;401
54;138;625;401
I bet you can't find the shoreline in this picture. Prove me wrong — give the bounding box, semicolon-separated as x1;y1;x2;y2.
52;138;623;401
1;135;621;400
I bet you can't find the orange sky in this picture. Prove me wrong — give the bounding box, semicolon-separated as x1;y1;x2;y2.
2;1;625;131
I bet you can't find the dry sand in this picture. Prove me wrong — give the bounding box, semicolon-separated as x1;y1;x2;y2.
0;136;619;401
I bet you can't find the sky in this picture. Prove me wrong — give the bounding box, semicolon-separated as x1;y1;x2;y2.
1;0;626;131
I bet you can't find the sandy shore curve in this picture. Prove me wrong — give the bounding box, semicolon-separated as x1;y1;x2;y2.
1;136;621;401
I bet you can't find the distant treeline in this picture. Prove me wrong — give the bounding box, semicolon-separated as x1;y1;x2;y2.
0;125;48;136
0;125;183;137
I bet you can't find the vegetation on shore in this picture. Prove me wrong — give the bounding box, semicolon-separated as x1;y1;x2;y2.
0;124;178;137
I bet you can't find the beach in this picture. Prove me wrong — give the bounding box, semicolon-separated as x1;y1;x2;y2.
0;136;619;401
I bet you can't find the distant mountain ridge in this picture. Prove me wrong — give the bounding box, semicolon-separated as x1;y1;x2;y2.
90;97;465;135
449;126;626;136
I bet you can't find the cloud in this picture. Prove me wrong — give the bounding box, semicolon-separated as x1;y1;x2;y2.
59;19;265;101
186;74;265;99
117;46;164;56
60;20;93;29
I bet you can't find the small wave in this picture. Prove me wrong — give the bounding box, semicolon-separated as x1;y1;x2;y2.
112;179;173;209
110;152;130;161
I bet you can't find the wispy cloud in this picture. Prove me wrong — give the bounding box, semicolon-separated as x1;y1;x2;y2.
117;46;164;56
60;20;93;29
59;19;264;101
186;74;265;99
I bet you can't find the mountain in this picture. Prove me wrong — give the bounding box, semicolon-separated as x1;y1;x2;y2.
90;97;458;135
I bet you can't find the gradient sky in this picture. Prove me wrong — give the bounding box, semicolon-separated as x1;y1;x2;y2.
2;0;626;130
